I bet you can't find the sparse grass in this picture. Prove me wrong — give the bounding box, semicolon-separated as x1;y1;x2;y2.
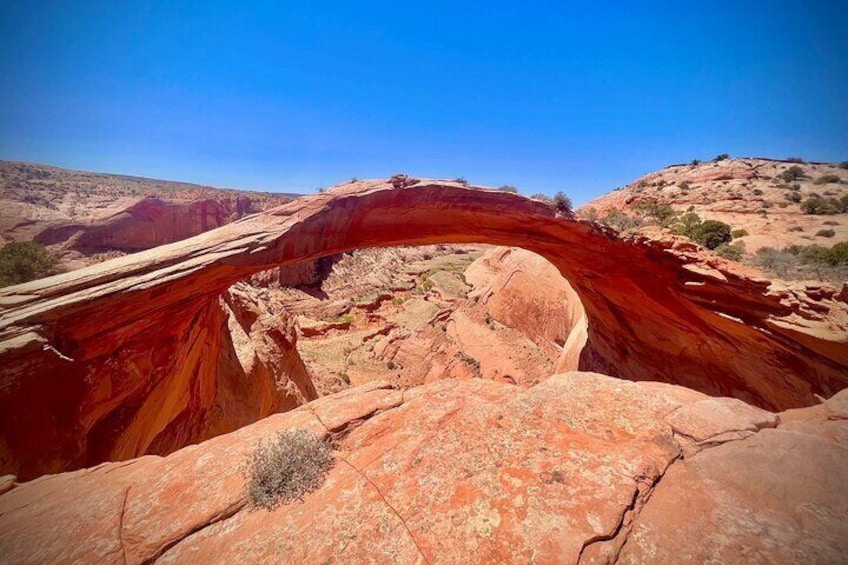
244;430;335;510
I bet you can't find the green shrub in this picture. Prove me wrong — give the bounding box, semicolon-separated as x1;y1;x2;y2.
784;192;802;203
713;154;730;162
672;211;702;239
691;220;732;249
825;241;848;265
780;166;806;182
0;241;57;287
731;229;749;238
244;430;335;510
552;192;572;213
497;185;518;193
715;240;746;261
801;196;841;215
816;229;836;238
530;193;551;202
633;200;678;228
453;177;468;185
813;174;842;185
690;159;701;166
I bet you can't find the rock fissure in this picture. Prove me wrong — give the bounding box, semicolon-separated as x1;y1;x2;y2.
337;456;430;564
118;486;130;565
144;498;247;565
578;453;683;565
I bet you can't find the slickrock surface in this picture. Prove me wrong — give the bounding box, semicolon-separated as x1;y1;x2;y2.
1;374;845;564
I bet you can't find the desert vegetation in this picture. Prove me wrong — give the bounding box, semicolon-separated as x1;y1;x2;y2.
243;430;335;510
0;241;57;287
750;240;848;281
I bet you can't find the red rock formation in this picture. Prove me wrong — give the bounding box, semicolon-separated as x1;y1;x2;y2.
1;179;846;479
1;375;845;563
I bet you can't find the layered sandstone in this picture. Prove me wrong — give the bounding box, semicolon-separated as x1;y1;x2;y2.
1;179;846;479
1;374;845;564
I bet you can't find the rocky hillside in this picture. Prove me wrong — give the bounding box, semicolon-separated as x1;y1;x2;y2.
0;161;296;270
583;158;848;280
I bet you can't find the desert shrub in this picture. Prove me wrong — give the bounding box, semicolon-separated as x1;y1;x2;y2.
453;177;468;185
530;193;551;202
731;229;749;238
791;184;801;191
713;154;730;162
761;202;773;209
780;166;806;182
753;247;796;276
801;196;841;215
690;159;701;166
840;161;848;170
672;211;702;238
387;360;396;370
689;220;732;249
678;180;691;190
0;241;57;287
715;240;746;261
552;192;572;213
497;185;518;193
633;200;677;228
786;157;805;163
752;189;763;196
600;209;643;232
784;192;802;203
244;430;335;510
788;226;804;232
813;174;842;185
825;241;848;265
816;229;836;238
823;220;839;226
785;244;829;263
578;206;599;221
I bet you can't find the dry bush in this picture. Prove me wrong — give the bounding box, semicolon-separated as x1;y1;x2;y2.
244;429;335;510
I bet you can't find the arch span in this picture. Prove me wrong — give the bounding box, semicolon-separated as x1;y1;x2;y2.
1;179;846;478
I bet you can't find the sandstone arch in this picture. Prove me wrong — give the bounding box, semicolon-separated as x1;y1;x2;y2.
1;179;846;479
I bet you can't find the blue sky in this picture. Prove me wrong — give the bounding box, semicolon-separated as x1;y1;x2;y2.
1;1;846;203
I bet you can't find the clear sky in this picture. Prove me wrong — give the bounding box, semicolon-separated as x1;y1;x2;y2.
1;1;846;203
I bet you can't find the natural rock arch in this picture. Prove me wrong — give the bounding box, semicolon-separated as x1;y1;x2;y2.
1;179;846;479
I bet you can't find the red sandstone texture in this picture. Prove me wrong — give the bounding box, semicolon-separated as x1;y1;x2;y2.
1;374;845;564
1;179;846;480
0;160;293;269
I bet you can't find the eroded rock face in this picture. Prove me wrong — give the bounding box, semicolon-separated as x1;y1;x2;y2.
1;374;845;564
1;180;846;478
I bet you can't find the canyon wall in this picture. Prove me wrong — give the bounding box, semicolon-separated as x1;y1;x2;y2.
1;179;846;479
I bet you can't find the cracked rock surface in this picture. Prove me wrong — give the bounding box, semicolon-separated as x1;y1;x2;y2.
1;374;847;564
